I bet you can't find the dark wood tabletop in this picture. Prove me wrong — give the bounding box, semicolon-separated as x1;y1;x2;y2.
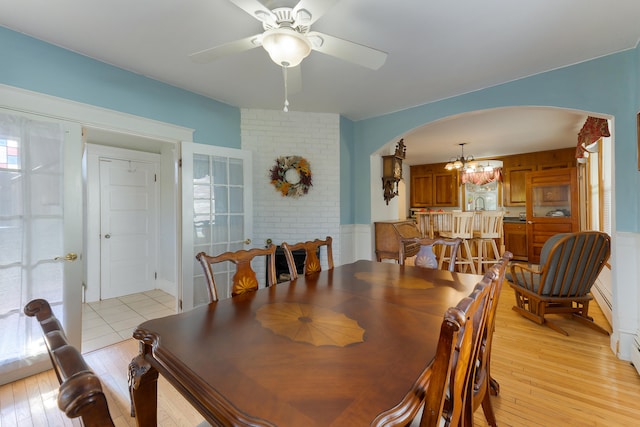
129;260;481;427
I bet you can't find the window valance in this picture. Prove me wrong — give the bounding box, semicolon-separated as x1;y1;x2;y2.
576;116;609;160
460;168;503;185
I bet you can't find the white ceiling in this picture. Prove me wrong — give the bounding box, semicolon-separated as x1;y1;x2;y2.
1;0;637;162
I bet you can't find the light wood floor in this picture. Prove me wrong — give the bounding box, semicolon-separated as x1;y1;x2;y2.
472;284;640;427
2;284;639;426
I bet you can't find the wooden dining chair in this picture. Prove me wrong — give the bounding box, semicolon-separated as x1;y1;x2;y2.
422;275;493;427
471;251;513;427
24;299;116;427
372;274;493;427
195;244;277;301
399;237;462;272
281;236;333;280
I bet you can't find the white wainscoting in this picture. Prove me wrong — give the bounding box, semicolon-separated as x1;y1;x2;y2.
612;232;640;362
339;224;375;265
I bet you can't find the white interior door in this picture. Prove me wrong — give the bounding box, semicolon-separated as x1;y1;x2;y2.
181;142;252;310
0;110;82;385
100;158;158;299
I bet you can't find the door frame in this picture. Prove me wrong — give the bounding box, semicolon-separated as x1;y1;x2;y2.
85;143;178;302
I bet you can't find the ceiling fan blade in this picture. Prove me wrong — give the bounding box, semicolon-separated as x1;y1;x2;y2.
307;31;387;70
292;0;340;26
189;35;262;64
228;0;277;25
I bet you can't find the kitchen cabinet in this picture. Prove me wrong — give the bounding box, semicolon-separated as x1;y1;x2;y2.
411;174;434;206
503;165;535;206
410;167;458;207
525;168;579;264
503;161;574;207
433;171;458;206
502;149;574;207
503;222;527;261
410;148;574;209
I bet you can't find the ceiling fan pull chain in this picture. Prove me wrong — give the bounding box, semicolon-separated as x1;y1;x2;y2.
282;65;289;112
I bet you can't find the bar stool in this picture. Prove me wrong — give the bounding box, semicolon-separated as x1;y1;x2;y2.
432;211;452;238
438;211;476;274
473;211;504;273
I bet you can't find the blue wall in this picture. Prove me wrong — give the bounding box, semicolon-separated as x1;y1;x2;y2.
351;48;640;232
2;26;638;232
0;26;240;147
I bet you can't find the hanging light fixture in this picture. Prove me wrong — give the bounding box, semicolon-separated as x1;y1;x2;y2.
445;143;477;171
261;27;312;112
261;28;312;68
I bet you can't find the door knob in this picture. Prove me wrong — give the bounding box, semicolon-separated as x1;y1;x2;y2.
104;234;111;239
54;253;78;262
244;238;251;244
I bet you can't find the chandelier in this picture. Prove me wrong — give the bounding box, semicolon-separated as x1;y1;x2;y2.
445;143;477;171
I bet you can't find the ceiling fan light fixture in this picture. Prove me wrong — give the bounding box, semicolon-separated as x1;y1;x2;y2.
261;28;312;67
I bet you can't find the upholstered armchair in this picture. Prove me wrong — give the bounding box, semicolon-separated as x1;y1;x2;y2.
507;231;610;336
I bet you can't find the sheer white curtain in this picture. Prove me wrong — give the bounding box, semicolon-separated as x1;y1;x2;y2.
0;112;65;375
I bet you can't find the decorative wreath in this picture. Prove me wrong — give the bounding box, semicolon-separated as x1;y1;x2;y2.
269;155;313;198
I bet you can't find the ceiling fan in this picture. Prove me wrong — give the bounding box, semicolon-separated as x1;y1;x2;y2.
189;0;388;110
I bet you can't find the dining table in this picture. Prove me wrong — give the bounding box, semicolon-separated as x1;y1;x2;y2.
129;260;482;427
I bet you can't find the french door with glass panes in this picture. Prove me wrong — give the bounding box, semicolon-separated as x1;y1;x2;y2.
181;142;253;310
0;110;82;384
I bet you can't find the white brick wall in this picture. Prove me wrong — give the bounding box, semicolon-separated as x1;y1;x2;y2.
241;109;341;268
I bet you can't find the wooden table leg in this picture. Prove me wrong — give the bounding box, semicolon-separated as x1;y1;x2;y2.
129;341;159;427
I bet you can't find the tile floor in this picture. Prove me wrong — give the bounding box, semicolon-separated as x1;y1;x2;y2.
82;289;176;353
